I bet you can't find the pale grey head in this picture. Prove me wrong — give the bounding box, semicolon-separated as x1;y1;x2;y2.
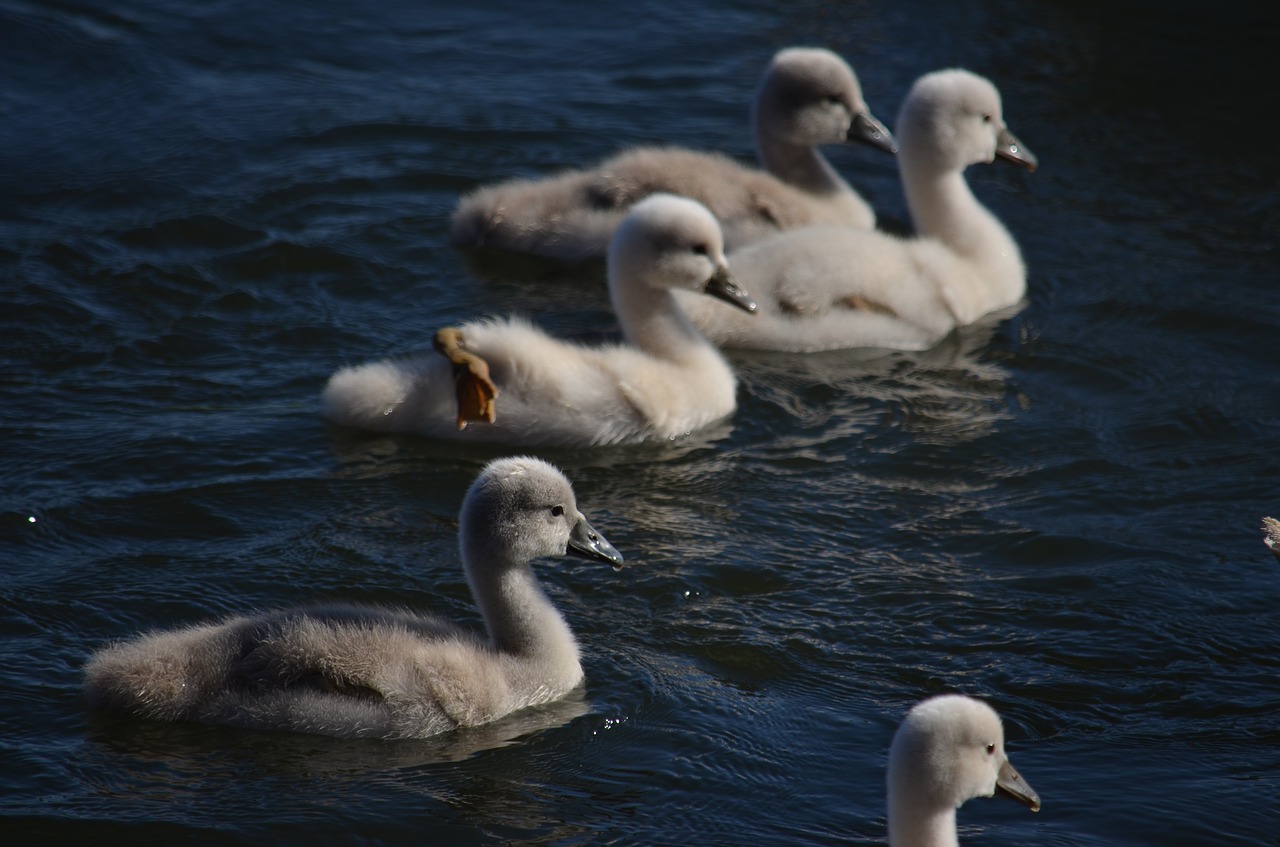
460;456;623;572
755;47;897;154
896;69;1037;174
608;194;757;314
889;694;1040;819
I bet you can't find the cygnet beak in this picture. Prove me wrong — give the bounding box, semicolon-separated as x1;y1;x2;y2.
995;758;1041;812
848;110;898;154
705;264;758;314
995;126;1037;172
568;515;624;570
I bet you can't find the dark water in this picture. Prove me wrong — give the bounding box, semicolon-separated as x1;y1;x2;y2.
3;0;1278;844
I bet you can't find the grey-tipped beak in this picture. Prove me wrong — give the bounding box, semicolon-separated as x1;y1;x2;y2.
995;758;1040;812
567;515;624;569
995;127;1037;172
705;265;757;314
849;111;897;154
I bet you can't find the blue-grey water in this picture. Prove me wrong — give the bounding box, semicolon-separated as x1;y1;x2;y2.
2;0;1278;844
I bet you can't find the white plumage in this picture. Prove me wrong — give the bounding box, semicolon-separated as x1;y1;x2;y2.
323;194;757;447
888;695;1040;847
676;68;1037;353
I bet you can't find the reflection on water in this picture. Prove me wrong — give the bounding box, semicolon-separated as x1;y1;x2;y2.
325;416;740;479
87;687;593;773
77;691;619;843
3;0;1280;845
731;303;1021;457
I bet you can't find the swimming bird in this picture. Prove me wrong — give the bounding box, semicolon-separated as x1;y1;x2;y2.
1262;517;1280;563
84;457;624;740
888;694;1040;847
674;68;1037;353
450;47;896;261
323;194;757;447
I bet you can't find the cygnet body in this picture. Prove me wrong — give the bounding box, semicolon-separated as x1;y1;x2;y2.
888;694;1040;847
675;69;1036;353
84;457;624;740
323;194;757;447
451;47;896;261
1262;517;1280;562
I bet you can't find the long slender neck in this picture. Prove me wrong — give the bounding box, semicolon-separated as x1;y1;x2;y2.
463;540;577;661
900;156;1026;321
888;743;960;847
611;276;720;366
755;120;848;196
889;804;959;847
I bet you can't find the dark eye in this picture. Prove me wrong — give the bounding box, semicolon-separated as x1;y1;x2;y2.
982;113;993;123
986;743;996;755
692;244;709;256
551;505;565;517
825;94;843;106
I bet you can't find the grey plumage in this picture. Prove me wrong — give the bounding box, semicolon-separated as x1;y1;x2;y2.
450;47;894;261
84;457;623;739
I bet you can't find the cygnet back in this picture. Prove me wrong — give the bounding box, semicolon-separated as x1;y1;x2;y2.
84;457;624;740
450;47;895;261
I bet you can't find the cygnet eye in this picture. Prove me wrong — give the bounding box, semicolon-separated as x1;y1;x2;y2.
825;94;843;106
550;505;565;517
986;743;996;755
691;243;709;257
981;113;993;123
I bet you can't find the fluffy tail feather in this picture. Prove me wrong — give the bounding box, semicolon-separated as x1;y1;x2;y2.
450;170;621;261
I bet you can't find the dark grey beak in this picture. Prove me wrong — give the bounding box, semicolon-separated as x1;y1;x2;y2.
848;110;898;154
995;127;1038;172
705;265;757;314
568;515;624;569
995;758;1041;812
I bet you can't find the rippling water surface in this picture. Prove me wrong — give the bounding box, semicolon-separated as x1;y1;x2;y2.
2;1;1278;844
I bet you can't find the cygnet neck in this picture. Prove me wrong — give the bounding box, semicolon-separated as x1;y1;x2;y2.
462;535;578;661
611;272;719;365
900;153;1025;305
755;123;848;197
889;801;961;847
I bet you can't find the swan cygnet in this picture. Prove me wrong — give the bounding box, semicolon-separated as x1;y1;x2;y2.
1262;517;1280;562
84;457;624;740
323;194;758;447
888;695;1040;847
674;68;1037;353
450;47;897;261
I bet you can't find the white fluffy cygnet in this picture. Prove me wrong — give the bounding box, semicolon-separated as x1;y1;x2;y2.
450;47;896;260
84;457;624;740
323;194;757;447
675;68;1037;353
888;694;1040;846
